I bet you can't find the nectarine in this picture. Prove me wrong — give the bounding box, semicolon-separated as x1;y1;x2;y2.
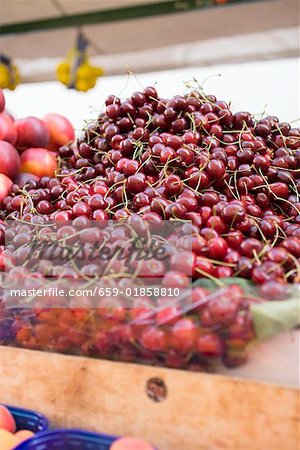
0;113;17;145
0;89;5;113
0;429;16;450
0;173;13;202
14;429;35;444
0;405;16;433
0;141;20;179
15;116;49;150
20;147;58;178
43;113;75;151
110;437;154;450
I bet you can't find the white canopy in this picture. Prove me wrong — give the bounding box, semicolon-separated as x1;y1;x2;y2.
0;0;298;81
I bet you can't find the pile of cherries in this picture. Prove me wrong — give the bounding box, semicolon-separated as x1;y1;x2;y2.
0;86;299;370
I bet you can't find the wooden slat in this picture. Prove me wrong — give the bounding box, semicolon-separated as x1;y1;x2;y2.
0;346;298;450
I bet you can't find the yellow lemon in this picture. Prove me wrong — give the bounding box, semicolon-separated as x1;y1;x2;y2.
77;62;93;81
92;66;104;77
57;62;70;85
75;79;92;92
57;72;70;85
88;76;97;89
0;64;10;89
57;61;69;76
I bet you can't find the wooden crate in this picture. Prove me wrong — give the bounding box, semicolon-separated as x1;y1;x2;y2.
0;346;298;450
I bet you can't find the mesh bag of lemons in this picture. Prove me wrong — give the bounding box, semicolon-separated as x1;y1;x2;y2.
57;33;104;92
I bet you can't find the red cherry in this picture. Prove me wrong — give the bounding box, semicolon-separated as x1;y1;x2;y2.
207;159;225;179
224;250;240;265
214;266;233;278
192;235;207;255
93;209;109;221
207;237;228;260
156;307;180;326
140;326;168;352
170;251;196;276
171;318;199;353
200;227;219;240
176;147;194;166
162;270;190;288
165;174;183;195
160;147;175;164
197;333;224;356
225;230;244;249
269;182;289;199
239;238;263;258
127;173;147;194
236;257;253;278
208;295;239;325
221;203;246;225
266;247;289;264
251;261;285;284
259;280;288;300
206;216;227;234
186;212;203;228
195;258;215;278
280;237;300;258
186;170;210;189
72;202;92;217
106;103;120;119
201;191;220;207
165;202;187;219
54;210;73;221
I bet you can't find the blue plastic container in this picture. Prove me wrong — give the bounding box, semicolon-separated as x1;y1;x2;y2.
13;429;118;450
5;405;49;433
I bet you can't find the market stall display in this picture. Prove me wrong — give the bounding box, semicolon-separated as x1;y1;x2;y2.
0;51;299;449
0;83;298;375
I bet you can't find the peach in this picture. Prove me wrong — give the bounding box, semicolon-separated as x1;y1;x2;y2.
0;429;16;450
0;405;16;433
0;173;13;202
0;113;17;145
43;113;75;151
110;437;154;450
20;147;58;178
0;141;20;179
15;116;49;150
14;429;35;444
5;112;15;122
0;89;5;113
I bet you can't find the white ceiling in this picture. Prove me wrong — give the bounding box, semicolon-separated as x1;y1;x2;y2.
0;0;298;57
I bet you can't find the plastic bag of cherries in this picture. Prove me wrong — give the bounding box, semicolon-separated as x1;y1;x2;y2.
0;83;299;371
0;280;298;371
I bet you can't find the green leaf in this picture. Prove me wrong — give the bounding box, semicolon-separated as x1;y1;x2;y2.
251;296;300;340
192;277;254;292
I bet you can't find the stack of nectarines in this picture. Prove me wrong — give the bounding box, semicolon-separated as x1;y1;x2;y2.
0;405;35;449
0;88;75;201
